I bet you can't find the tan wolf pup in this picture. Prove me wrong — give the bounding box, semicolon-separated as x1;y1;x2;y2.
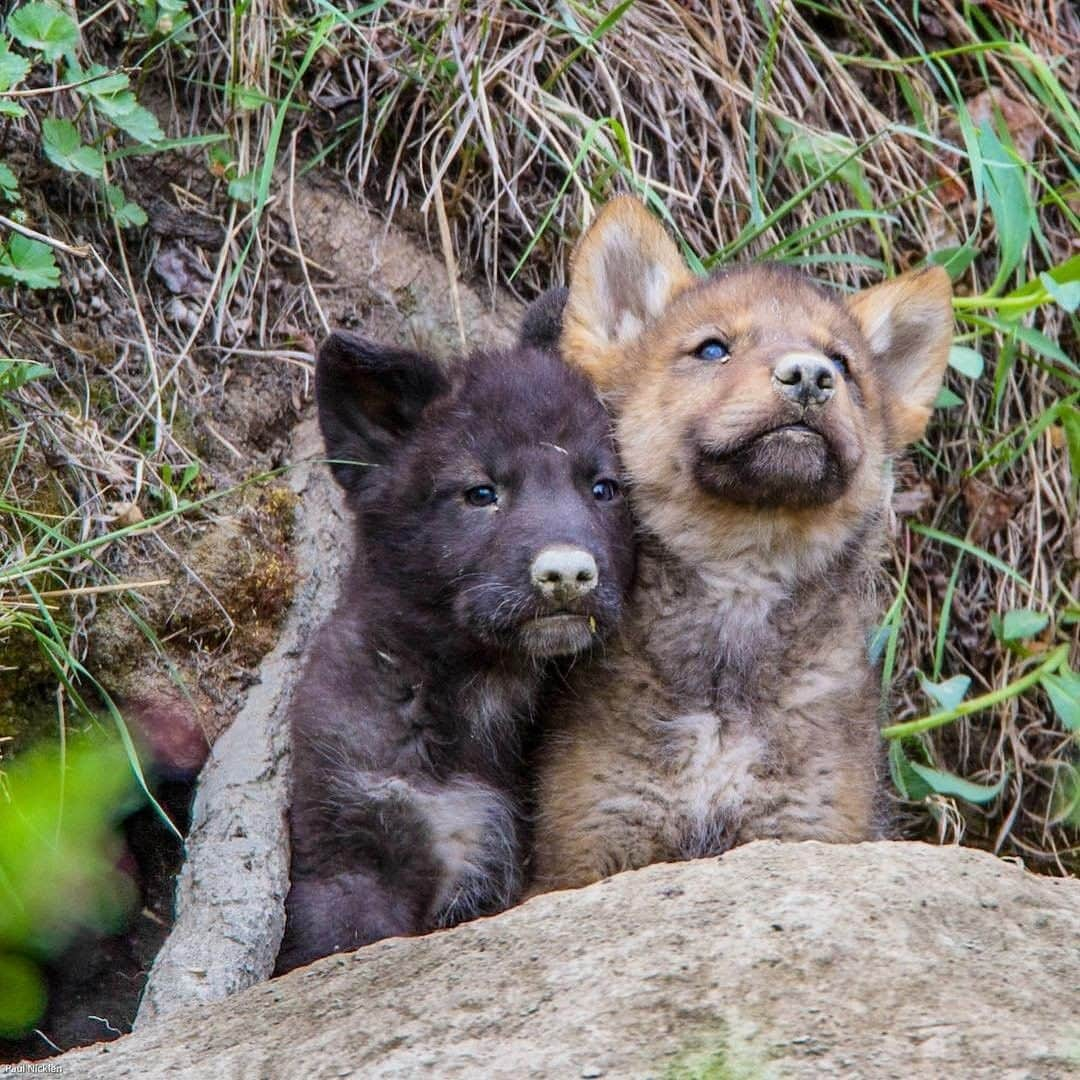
530;196;953;892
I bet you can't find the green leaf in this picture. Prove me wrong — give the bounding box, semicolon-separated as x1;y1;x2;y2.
908;762;1007;805
992;608;1050;642
227;171;257;204
1039;272;1079;314
0;36;31;91
973;120;1034;293
934;385;964;409
775;118;874;211
107;131;228;162
7;3;78;62
1041;669;1080;732
0;358;52;392
867;622;891;665
104;183;148;228
41;117;104;177
927;244;979;280
1011;322;1073;368
1061;404;1080;484
232;84;266;111
67;62;164;144
919;673;971;712
0;161;19;203
0;99;27;118
67;62;129;99
1056;765;1080;829
0;234;59;289
137;0;193;40
94;92;165;144
0;735;138;1013
999;254;1080;317
179;461;199;492
888;741;933;802
948;345;984;379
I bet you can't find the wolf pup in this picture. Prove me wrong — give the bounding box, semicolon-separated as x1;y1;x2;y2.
277;331;634;971
529;196;952;892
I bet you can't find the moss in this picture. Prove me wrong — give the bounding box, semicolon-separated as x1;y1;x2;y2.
86;375;119;419
663;1034;771;1080
393;283;419;317
168;404;200;459
254;484;298;546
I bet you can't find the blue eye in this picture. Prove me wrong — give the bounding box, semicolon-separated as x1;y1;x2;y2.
464;485;498;507
695;339;730;363
592;478;620;502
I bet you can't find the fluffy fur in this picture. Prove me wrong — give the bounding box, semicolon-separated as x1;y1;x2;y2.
529;196;953;892
277;334;634;971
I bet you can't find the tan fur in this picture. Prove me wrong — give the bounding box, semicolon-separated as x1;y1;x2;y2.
563;195;695;389
531;198;952;892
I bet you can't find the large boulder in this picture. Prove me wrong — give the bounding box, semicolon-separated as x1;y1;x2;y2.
58;841;1079;1078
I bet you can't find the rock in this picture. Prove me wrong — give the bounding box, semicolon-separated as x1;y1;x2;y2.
58;842;1080;1078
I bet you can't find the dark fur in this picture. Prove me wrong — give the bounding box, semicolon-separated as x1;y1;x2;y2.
276;333;634;972
518;285;568;353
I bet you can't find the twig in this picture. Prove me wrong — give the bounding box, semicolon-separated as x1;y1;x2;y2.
288;131;330;336
0;66;137;98
8;579;171;603
432;177;467;353
111;213;164;453
0;214;92;258
882;646;1068;740
196;346;314;366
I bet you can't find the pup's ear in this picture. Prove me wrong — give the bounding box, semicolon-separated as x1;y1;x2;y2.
847;266;953;451
519;286;569;353
563;196;694;389
316;330;450;495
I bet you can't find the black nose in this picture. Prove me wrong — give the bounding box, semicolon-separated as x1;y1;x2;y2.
773;354;835;406
530;545;598;604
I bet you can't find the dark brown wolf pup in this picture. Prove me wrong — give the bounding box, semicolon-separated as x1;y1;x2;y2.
529;196;953;892
277;332;634;971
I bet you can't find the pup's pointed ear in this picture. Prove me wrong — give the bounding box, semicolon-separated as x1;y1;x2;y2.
847;266;953;451
563;197;694;389
316;331;450;496
519;286;569;353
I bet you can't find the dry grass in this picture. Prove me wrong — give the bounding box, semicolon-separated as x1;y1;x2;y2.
1;0;1077;870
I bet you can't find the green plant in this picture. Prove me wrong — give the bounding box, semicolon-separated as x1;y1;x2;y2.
0;0;200;288
0;733;141;1037
151;460;200;510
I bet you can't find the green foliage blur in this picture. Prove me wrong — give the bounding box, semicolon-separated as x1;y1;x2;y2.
0;734;142;1037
